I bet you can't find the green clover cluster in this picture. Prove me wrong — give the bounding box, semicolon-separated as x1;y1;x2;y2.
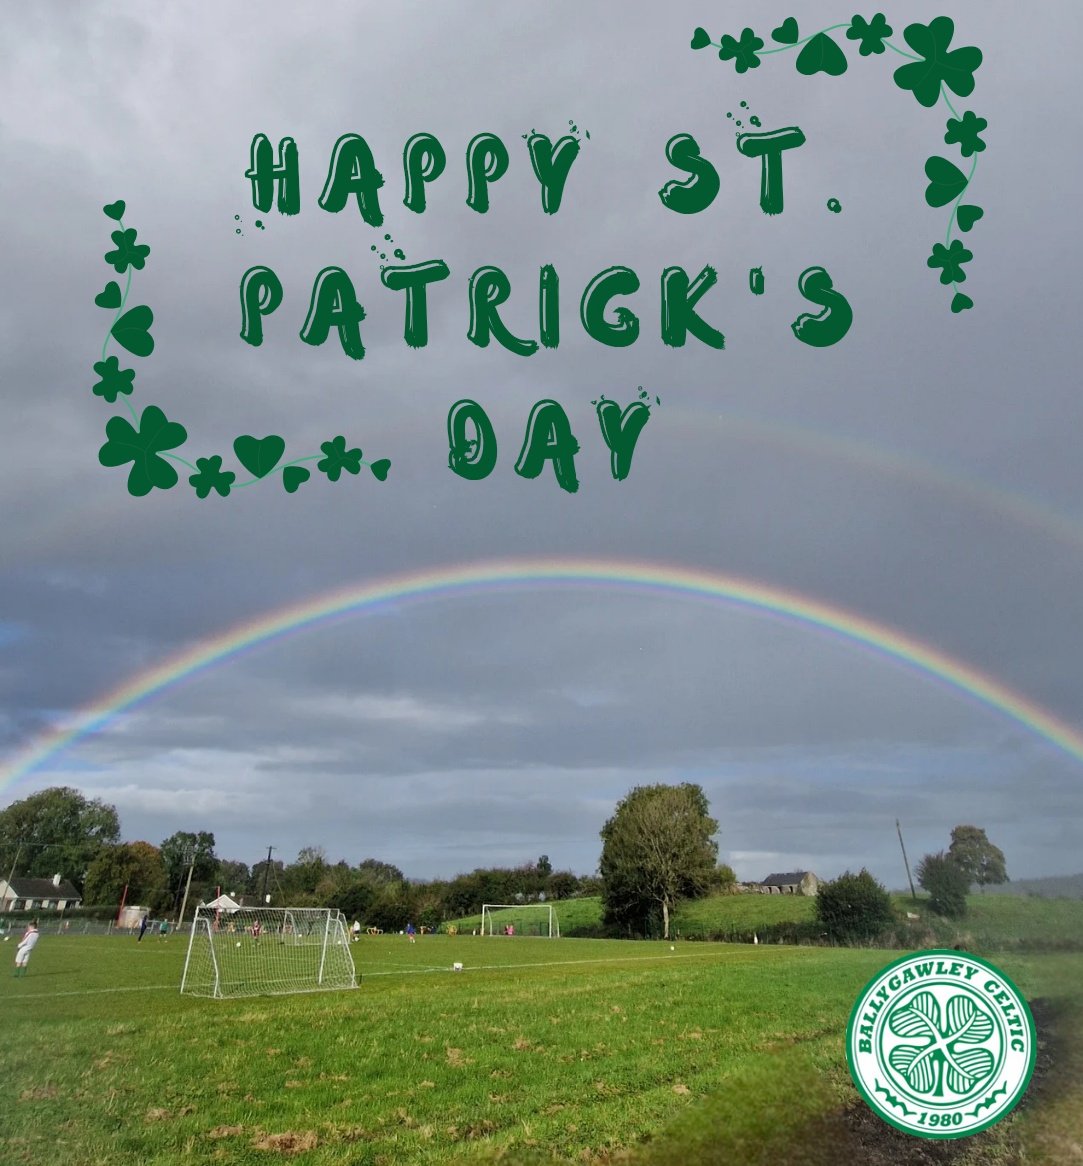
691;14;986;315
92;201;390;498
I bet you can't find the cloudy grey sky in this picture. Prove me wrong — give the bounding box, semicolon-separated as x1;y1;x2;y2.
1;1;1081;888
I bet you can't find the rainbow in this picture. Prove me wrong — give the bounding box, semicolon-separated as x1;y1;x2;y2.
4;556;1083;794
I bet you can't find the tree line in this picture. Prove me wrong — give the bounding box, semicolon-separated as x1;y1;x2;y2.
0;785;1006;938
0;787;596;929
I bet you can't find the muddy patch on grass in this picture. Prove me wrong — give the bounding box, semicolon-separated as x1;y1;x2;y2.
250;1130;319;1153
803;997;1062;1166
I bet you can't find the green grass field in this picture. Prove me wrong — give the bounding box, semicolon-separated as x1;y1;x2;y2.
2;923;1081;1165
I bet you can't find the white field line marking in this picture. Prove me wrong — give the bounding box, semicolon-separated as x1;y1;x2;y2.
7;947;766;999
9;984;177;999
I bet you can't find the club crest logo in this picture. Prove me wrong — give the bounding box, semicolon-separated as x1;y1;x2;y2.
846;949;1036;1138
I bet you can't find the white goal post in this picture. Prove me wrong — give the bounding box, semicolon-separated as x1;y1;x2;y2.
480;903;559;938
180;906;357;999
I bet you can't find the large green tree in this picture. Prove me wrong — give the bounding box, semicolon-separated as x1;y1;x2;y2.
947;825;1008;891
599;783;718;939
917;851;969;918
0;786;120;888
159;831;217;903
83;841;169;911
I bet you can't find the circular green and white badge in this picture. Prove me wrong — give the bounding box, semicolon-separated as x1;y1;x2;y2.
846;949;1036;1139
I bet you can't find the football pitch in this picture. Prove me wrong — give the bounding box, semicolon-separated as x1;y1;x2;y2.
2;934;1080;1165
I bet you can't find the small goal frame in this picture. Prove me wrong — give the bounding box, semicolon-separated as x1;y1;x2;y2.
180;905;356;998
480;903;559;937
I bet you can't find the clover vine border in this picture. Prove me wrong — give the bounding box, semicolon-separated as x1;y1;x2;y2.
691;13;985;314
92;201;390;499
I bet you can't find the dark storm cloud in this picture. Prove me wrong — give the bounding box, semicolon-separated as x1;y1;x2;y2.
1;1;1081;884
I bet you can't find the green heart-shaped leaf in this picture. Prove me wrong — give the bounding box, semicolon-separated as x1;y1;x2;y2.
111;304;155;357
95;281;122;309
369;458;391;482
956;204;984;232
690;26;711;50
924;156;969;208
796;32;847;76
771;17;799;44
282;465;311;493
951;292;974;313
233;434;286;478
103;200;126;221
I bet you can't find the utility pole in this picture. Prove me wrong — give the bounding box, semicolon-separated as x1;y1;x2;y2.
176;850;196;932
260;845;275;904
3;843;22;912
896;819;917;901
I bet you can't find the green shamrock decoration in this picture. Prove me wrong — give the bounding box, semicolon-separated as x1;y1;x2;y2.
369;458;391;482
102;200;126;221
718;28;764;73
98;405;188;496
233;434;286;478
110;304;155;357
771;18;800;45
318;436;364;481
945;110;987;157
924;156;969;208
796;32;848;77
893;16;982;108
188;455;236;499
91;356;135;403
94;281;123;309
282;466;311;493
690;14;987;316
846;13;892;55
887;991;995;1097
104;227;151;273
927;239;973;284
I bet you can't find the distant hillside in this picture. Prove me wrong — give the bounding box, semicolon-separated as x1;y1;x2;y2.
983;873;1083;899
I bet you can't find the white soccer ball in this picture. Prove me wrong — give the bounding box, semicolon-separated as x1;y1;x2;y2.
236;941;242;947
670;945;675;951
452;962;464;972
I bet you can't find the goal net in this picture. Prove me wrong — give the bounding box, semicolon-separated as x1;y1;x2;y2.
180;906;356;998
480;903;559;937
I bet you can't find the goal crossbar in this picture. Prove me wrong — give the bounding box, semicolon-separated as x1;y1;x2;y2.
480;903;559;938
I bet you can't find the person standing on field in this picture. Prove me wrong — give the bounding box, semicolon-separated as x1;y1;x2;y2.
406;922;416;943
14;920;39;977
138;914;149;941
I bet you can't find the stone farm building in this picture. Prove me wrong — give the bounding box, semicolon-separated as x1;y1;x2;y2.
0;873;83;912
750;871;821;896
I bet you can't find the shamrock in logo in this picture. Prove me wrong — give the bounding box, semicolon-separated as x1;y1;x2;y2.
188;455;236;499
98;405;188;496
104;227;152;274
718;28;764;74
945;110;988;157
928;240;974;285
91;356;135;403
317;435;364;481
887;991;995;1098
846;13;893;56
893;17;982;108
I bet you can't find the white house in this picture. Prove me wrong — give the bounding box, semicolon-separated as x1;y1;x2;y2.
0;873;83;912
